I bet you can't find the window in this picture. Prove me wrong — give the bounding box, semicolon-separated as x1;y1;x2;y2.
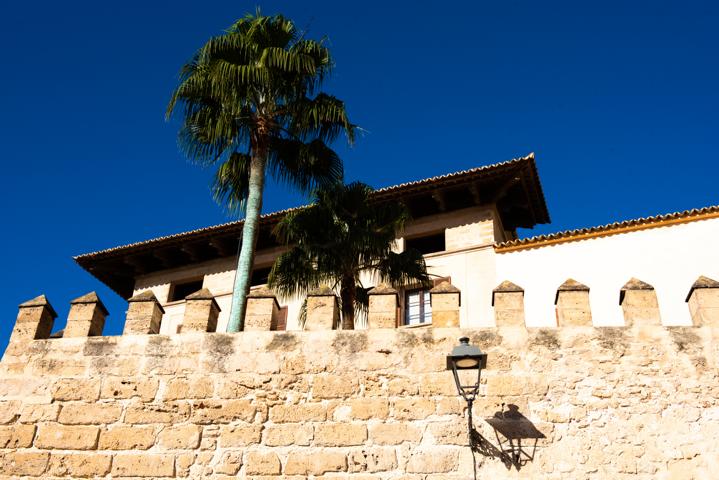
168;279;203;302
405;231;445;255
251;266;272;286
405;288;432;325
402;277;451;326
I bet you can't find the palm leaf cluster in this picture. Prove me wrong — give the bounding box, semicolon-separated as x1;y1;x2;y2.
167;11;354;210
166;11;355;331
269;182;432;329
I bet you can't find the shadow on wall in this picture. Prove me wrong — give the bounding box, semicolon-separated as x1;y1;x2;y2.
472;404;546;472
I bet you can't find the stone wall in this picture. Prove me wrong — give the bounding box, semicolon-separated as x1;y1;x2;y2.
1;322;718;479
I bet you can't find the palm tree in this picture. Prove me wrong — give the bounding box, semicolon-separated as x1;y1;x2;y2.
268;182;431;329
166;11;355;332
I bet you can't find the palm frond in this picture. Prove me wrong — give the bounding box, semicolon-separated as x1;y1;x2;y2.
268;138;343;192
212;153;251;214
374;249;432;289
286;93;355;144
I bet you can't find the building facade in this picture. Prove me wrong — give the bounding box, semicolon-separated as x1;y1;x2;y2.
1;153;718;478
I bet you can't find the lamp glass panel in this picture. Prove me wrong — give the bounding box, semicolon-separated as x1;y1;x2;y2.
456;357;479;368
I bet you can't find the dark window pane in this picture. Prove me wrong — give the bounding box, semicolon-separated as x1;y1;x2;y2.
405;231;445;255
169;279;203;302
251;266;272;286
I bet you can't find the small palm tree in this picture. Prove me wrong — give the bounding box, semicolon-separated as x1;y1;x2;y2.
166;11;355;332
268;182;431;329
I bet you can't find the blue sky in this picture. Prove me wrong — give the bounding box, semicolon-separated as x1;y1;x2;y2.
1;0;717;353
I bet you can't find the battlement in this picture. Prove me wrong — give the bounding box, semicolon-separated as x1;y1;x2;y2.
4;276;718;356
1;277;718;477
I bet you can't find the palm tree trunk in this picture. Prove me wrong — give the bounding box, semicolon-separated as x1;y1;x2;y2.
340;276;355;330
227;153;267;332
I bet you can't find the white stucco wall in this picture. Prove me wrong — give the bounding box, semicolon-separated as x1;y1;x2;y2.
495;217;719;327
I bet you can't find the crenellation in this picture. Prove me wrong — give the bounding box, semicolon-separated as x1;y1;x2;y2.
1;298;718;478
305;286;339;330
686;275;719;326
124;290;165;335
7;295;57;353
245;287;281;331
620;278;661;326
430;281;461;327
492;280;525;326
555;279;592;326
65;291;108;338
182;288;220;333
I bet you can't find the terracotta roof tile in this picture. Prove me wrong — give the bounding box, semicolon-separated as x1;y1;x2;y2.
75;153;545;261
496;205;719;252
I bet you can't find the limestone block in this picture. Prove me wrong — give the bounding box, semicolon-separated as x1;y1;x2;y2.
48;452;112;477
430;281;461;327
368;284;399;329
263;424;313;446
418;372;458;396
393;398;436;420
65;291;108;337
111;453;175;477
218;424;262;447
492;281;525;327
214;451;242;475
189;399;255;424
163;377;214;400
1;451;50;476
269;403;327;423
349;398;390;420
306;286;339;330
244;451;281;475
98;425;156;450
313;375;359;398
124;402;191;424
35;424;99;450
245;287;280;331
314;423;368;446
157;424;201;449
0;424;36;448
406;447;460;473
686;275;719;326
284;450;347;475
100;377;158;402
428;421;468;445
347;447;398;472
52;378;101;401
620;278;661;326
555;279;591;326
19;404;61;423
58;403;122;425
182;288;219;333
124;290;164;335
0;400;20;424
8;295;57;346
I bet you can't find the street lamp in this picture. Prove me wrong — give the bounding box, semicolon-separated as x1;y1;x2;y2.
446;337;488;446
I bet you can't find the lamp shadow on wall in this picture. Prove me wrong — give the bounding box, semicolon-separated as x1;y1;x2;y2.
471;404;545;471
